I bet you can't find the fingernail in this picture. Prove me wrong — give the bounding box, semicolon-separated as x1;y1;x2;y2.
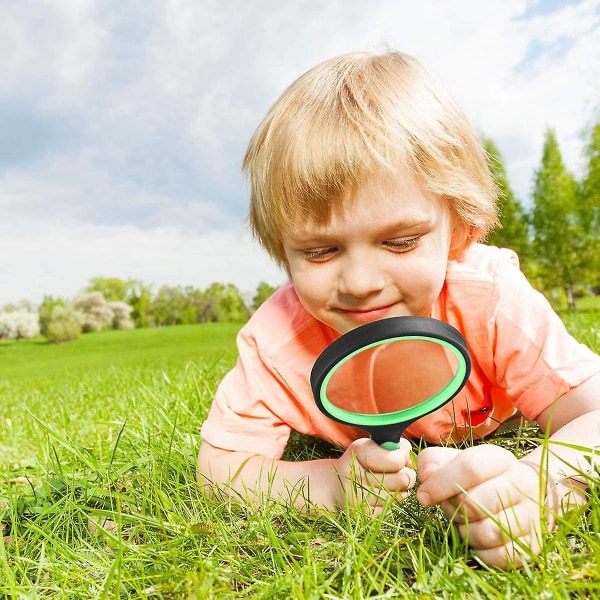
417;491;431;506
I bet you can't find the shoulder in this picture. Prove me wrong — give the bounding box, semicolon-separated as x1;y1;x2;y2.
439;243;525;324
446;243;521;284
240;281;336;359
437;244;537;358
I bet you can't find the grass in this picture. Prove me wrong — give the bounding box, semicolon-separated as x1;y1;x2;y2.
0;316;599;598
0;323;241;383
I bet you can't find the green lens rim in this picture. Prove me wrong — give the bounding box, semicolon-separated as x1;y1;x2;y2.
319;335;468;427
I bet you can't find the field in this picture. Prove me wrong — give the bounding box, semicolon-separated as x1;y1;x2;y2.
0;313;599;598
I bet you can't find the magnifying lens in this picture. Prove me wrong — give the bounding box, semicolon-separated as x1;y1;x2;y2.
310;317;471;450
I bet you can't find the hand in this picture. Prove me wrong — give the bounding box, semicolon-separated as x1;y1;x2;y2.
335;437;416;512
416;445;554;568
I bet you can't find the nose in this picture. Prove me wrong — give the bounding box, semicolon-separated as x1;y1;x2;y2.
337;252;385;298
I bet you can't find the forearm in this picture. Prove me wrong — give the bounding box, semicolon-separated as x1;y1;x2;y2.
197;443;346;511
197;438;414;511
520;409;600;505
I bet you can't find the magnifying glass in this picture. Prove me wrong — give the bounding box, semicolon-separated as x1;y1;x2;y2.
310;316;471;450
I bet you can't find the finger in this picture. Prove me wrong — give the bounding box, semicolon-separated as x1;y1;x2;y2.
473;533;543;569
417;446;462;481
365;465;417;492
352;438;408;473
456;501;543;551
417;445;516;506
439;476;536;523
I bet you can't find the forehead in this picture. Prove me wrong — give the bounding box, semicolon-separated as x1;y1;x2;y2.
286;170;445;237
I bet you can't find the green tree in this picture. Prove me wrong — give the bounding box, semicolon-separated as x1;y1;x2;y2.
181;286;209;324
483;138;531;266
38;296;66;338
202;283;250;322
86;277;131;301
252;281;279;312
125;281;153;328
531;128;583;310
46;305;82;343
150;286;189;326
579;120;600;293
148;283;249;325
221;283;250;322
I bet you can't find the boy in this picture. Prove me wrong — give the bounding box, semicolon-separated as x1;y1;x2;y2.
198;51;600;568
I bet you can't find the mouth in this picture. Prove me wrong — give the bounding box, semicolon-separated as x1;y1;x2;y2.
337;304;395;324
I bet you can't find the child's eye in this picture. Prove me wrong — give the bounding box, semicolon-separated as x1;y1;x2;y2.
302;247;337;262
384;237;421;253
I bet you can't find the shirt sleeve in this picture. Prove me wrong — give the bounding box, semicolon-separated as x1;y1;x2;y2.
488;251;600;421
200;325;295;458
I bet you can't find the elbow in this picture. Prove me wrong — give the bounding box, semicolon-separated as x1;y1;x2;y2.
196;440;258;495
196;440;220;488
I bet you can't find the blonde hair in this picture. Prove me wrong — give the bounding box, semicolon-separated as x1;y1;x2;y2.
244;50;499;265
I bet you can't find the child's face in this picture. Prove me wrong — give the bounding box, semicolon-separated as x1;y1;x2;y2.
282;170;453;334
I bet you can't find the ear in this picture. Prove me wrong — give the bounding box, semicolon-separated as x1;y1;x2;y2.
448;224;475;261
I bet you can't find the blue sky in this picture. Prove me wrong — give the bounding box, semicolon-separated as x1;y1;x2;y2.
1;0;599;305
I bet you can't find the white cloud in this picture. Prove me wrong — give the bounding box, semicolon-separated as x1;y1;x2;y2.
0;222;285;306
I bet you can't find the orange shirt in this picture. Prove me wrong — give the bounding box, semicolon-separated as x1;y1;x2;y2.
201;244;600;458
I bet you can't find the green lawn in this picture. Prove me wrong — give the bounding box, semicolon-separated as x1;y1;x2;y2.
0;320;599;598
0;322;241;382
552;293;600;313
576;295;600;311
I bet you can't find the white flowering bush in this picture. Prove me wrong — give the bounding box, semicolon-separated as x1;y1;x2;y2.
0;309;41;340
73;292;115;333
108;301;135;330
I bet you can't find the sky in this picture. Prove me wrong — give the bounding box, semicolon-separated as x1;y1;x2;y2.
1;0;599;306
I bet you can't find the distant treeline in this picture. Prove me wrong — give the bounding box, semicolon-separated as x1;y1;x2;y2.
0;280;279;343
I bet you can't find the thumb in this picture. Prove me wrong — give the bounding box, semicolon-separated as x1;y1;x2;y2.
397;437;416;468
351;438;406;473
417;446;462;481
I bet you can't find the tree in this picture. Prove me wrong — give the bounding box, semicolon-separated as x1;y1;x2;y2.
148;283;250;325
531;128;584;310
150;285;190;326
252;281;279;312
483;138;531;266
127;281;152;328
202;283;250;322
39;296;66;338
221;283;250;321
86;277;130;301
579;120;600;293
46;305;82;343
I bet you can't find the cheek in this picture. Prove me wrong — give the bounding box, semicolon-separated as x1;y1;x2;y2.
289;269;329;310
393;257;446;298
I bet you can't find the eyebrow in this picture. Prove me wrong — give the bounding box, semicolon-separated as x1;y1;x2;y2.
286;214;436;243
376;215;437;235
